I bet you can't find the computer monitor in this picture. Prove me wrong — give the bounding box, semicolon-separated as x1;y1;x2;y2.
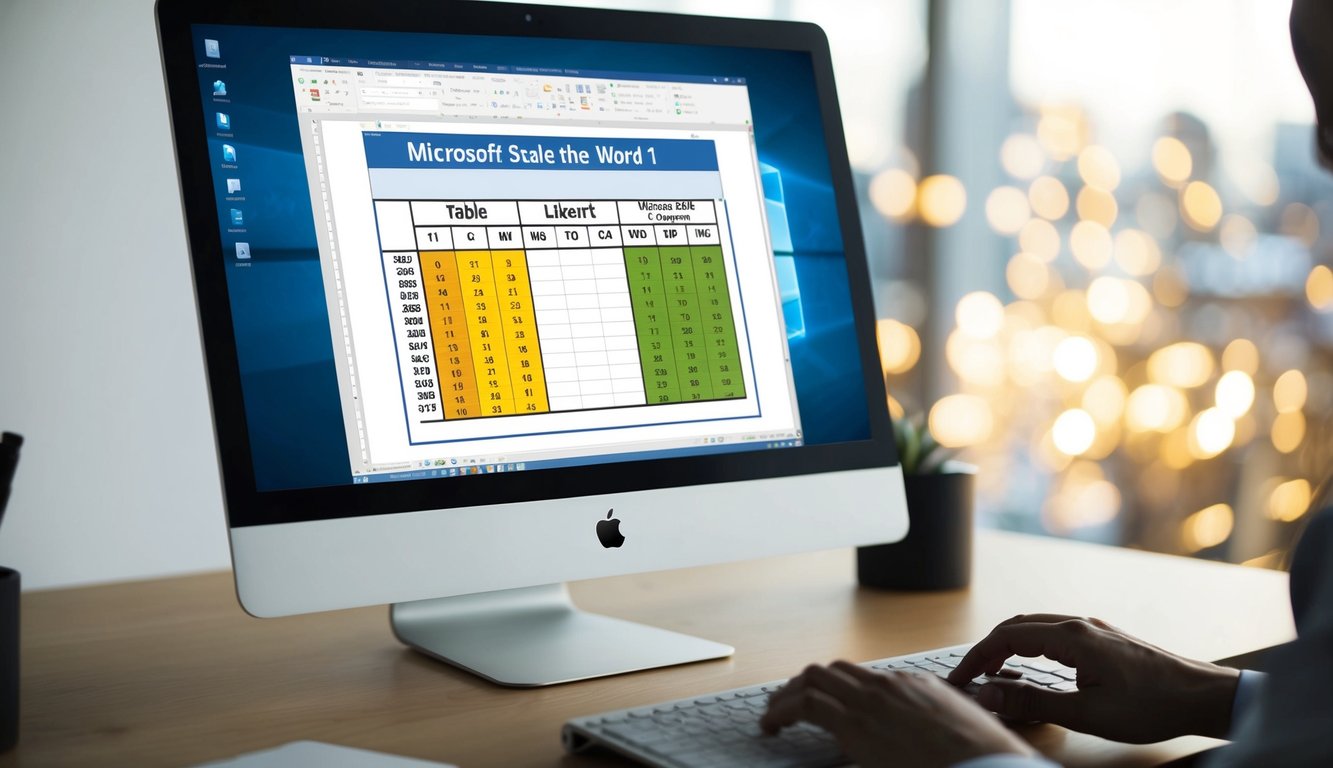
156;0;908;686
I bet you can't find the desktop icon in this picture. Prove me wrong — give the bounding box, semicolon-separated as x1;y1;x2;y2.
204;39;220;58
596;509;626;549
212;80;227;96
222;144;237;162
226;178;242;194
235;242;251;260
229;209;244;226
216;112;231;130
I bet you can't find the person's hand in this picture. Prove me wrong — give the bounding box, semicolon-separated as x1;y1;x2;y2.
759;660;1036;768
947;614;1241;743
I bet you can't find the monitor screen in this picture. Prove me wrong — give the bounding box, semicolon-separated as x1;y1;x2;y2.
188;21;881;517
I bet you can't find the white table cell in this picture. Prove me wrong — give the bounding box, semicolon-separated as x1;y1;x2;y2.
519;200;619;225
528;265;564;283
558;249;593;266
601;306;634;323
414;226;453;250
599;292;631;309
607;349;639;366
567;309;602;326
544;352;577;368
617;200;717;225
593;263;626;279
579;365;612;381
374;201;415;250
413;200;520;225
573;336;608;353
531;280;567;297
545;365;579;382
582;393;616;409
575;351;610;368
655;225;688;246
613;377;645;393
562;264;596;281
609;363;642;380
533;294;567;310
549;395;584;411
541;337;575;354
589;226;623;247
555;226;590;248
580;379;614;396
571;322;604;338
603;321;637;337
526;250;560;269
614;391;647;406
522;226;558;249
592;248;626;264
685;223;721;245
452;227;489;250
487;226;522;248
541;324;573;339
596;277;629;295
606;336;638;351
620;225;657;246
548;381;582;398
567;293;599;310
536;308;570;325
564;279;598;295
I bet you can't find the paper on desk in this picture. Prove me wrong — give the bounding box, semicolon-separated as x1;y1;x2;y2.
194;740;457;768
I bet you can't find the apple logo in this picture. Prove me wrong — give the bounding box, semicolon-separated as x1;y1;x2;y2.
596;509;625;548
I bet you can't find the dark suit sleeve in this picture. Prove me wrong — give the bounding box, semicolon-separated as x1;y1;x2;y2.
1207;506;1333;766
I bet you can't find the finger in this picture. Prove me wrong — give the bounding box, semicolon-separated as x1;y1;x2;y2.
801;663;872;708
997;613;1085;628
949;620;1097;684
975;678;1085;729
760;686;850;737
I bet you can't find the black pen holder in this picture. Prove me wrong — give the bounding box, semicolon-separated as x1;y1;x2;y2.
0;567;16;753
857;472;974;591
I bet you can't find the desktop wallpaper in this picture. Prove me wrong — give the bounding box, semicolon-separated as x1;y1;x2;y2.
194;23;870;491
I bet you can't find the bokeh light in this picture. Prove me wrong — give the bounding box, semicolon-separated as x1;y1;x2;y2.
1308;265;1333;312
1266;478;1312;522
986;186;1031;235
1214;371;1255;418
929;395;994;448
1273;370;1307;413
1188;407;1235;459
1006;252;1052;299
1077;145;1121;191
1029;176;1070;220
1180;181;1223;231
1053;336;1098;382
876;319;921;376
1070;221;1113;269
1147;342;1214;389
1113;229;1162;276
1126;384;1189;433
1221;338;1259;375
917;174;967;227
1181;503;1234;551
956;291;1005;339
1052;409;1096;456
1019;218;1062;261
1001;133;1045;179
1076;186;1118;228
1152;136;1192;186
1271;412;1306;454
869;168;917;221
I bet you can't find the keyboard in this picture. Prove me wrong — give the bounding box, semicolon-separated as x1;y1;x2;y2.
562;643;1080;768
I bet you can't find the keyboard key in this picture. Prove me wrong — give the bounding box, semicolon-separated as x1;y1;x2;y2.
1051;680;1078;692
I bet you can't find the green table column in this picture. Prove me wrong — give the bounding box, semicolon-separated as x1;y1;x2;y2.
691;244;744;399
661;245;713;402
623;246;680;403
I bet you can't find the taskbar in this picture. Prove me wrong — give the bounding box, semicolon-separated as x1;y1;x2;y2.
352;437;803;484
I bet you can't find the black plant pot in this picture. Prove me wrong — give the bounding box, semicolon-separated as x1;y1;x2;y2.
0;567;16;753
857;472;973;590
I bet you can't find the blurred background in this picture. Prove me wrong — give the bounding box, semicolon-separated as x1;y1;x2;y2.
1;0;1327;587
540;0;1332;568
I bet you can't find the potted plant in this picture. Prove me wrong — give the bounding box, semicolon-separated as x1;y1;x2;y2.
857;416;974;590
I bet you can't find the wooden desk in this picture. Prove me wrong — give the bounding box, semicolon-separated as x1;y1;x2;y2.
4;531;1293;767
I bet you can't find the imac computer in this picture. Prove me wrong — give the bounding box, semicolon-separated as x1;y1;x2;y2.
157;0;908;687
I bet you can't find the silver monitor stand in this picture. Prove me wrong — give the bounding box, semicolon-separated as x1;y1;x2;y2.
391;583;734;686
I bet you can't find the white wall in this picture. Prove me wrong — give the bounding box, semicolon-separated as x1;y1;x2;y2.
0;0;233;589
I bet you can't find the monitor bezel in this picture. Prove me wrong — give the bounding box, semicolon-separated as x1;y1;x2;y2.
156;0;899;530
